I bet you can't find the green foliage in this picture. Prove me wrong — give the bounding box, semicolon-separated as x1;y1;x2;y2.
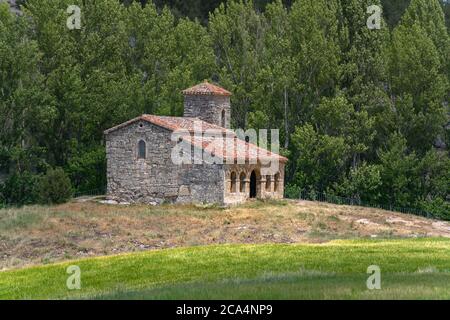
284;184;301;199
66;147;106;194
333;163;382;203
400;0;450;76
420;198;450;220
378;134;420;207
0;172;40;206
291;124;349;191
37;168;73;204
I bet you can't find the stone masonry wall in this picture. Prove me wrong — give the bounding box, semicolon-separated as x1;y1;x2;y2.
178;163;224;204
106;120;224;204
183;95;231;129
106;121;179;204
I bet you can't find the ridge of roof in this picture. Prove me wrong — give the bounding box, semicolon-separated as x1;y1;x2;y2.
182;81;232;97
103;115;234;135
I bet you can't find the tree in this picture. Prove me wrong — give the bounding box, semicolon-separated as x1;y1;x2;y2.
37;167;73;204
388;23;448;154
0;3;50;175
333;162;382;203
291;124;349;192
289;0;342;122
378;134;420;207
400;0;450;77
312;95;375;168
209;0;265;128
252;0;292;146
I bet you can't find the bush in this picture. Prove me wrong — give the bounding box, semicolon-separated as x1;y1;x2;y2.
420;198;450;221
0;171;40;206
284;184;301;199
332;163;382;204
37;168;73;204
66;148;106;195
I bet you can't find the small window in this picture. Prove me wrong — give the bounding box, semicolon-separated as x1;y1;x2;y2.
138;140;146;159
266;175;271;191
230;172;237;193
221;110;226;127
239;172;246;193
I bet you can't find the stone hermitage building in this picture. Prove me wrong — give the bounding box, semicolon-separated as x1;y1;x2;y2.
104;81;287;205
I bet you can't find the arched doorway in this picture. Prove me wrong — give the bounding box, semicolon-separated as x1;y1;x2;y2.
250;170;257;198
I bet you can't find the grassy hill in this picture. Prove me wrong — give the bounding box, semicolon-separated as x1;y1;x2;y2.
1;239;450;300
1;199;449;270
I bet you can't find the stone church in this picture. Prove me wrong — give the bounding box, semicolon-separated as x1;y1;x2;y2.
104;81;287;205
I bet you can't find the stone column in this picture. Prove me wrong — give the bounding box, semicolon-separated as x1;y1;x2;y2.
268;175;274;194
225;178;231;195
260;176;266;199
244;179;250;198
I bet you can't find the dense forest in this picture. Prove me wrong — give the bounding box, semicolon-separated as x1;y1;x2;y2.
0;0;449;217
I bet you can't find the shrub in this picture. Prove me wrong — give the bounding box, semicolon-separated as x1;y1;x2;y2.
333;163;382;204
420;198;450;221
0;171;40;206
284;184;301;199
66;148;106;195
37;168;73;204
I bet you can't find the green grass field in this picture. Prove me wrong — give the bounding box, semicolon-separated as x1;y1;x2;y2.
1;238;450;300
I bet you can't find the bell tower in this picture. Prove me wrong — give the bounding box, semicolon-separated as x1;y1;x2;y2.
182;81;232;129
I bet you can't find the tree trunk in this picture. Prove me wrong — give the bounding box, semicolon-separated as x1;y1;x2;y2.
284;86;289;149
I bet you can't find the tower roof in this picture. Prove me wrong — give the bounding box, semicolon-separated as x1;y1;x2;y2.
182;81;232;97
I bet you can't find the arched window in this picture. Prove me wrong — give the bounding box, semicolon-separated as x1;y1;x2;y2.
221;110;226;127
266;175;271;191
230;172;237;193
239;172;246;193
274;173;280;192
138;140;146;159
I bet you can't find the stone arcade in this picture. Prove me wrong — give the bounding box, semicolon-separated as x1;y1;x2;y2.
104;81;287;205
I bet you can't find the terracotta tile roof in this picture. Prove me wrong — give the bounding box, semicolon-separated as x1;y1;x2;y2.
141;115;234;134
182;81;232;96
182;135;288;163
104;114;287;163
104;115;233;135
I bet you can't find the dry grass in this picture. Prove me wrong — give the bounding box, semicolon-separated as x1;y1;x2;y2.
1;199;449;270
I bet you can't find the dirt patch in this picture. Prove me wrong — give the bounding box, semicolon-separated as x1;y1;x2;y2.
0;199;449;270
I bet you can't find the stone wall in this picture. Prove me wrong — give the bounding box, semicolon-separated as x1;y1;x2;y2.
183;95;231;129
106;120;224;204
178;163;224;204
106;121;179;204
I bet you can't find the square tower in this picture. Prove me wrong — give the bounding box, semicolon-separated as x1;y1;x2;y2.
182;81;232;129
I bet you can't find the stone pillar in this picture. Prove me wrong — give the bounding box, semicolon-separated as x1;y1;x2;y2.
244;179;250;197
268;175;274;194
225;178;231;194
260;176;266;199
